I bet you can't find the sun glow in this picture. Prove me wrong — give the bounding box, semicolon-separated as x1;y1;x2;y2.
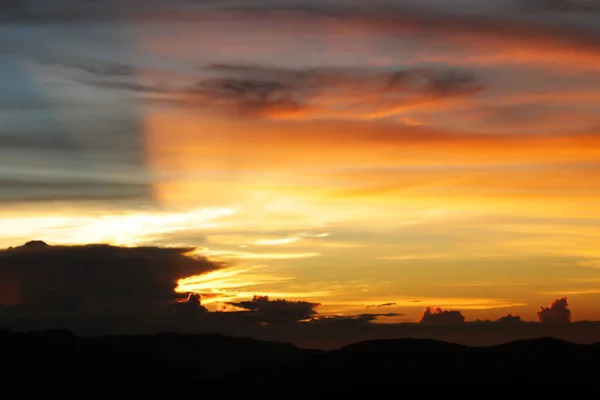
175;266;328;306
0;207;234;247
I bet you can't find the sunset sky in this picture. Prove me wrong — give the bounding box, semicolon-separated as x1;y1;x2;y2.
2;0;600;323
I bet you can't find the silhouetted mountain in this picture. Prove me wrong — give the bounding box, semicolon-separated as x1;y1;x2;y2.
1;330;599;393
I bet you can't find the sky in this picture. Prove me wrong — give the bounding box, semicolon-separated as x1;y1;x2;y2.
1;0;600;332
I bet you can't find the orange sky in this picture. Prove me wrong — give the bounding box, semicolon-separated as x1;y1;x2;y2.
1;0;600;322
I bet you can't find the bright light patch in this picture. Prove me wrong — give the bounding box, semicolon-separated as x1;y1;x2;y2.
176;265;327;306
193;248;321;260
255;237;300;245
0;207;234;246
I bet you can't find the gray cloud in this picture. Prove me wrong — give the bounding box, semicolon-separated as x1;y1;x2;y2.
188;64;483;117
189;77;303;116
75;63;137;77
4;1;597;54
0;179;150;203
514;0;600;13
83;80;165;93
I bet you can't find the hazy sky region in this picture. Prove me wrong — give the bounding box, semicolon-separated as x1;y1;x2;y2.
2;0;600;325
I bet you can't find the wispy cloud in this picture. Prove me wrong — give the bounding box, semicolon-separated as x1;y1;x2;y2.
254;237;300;245
193;248;321;260
539;289;600;296
182;64;484;120
176;265;327;305
253;232;331;245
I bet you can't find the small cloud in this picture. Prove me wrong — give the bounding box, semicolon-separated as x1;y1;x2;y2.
299;232;331;238
172;293;208;316
419;306;466;325
538;297;571;324
227;295;320;324
365;302;397;309
196;249;321;260
495;314;523;324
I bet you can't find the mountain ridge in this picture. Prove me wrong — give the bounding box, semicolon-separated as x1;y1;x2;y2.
1;329;599;391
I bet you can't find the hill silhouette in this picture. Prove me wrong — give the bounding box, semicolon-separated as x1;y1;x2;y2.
1;330;599;392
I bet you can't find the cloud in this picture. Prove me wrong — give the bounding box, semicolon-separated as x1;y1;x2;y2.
311;312;404;325
538;297;572;324
188;77;302;117
514;0;600;13
6;0;600;67
419;306;466;325
75;63;137;77
0;241;223;315
171;293;208;316
254;237;300;245
83;80;165;93
495;314;523;324
0;179;150;203
186;64;483;119
227;295;320;324
366;302;397;309
196;249;321;260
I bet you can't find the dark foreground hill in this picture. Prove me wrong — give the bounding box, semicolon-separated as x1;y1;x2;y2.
1;330;599;393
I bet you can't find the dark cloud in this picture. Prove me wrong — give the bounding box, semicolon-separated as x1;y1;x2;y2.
207;64;482;96
189;77;303;116
366;302;397;308
84;80;165;93
538;297;571;324
171;293;208;316
189;64;483;117
69;62;167;93
227;295;320;324
311;313;404;326
419;306;466;325
387;69;483;97
495;314;523;324
76;63;137;77
0;241;222;315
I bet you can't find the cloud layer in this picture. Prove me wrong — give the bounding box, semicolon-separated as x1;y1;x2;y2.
0;241;221;315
